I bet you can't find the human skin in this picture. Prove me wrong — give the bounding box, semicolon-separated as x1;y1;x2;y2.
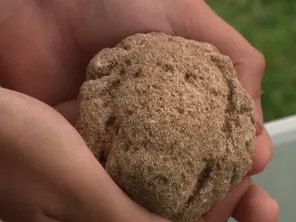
0;0;279;222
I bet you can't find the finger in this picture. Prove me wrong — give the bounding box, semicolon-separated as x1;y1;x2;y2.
166;0;265;126
236;51;265;135
200;177;251;222
249;127;274;175
232;181;279;222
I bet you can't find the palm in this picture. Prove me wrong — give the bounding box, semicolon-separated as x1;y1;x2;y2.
0;0;167;104
0;0;174;125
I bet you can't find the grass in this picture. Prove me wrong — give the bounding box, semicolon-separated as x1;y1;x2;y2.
207;0;296;122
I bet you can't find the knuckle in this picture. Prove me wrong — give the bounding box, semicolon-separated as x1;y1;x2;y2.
250;47;266;74
269;197;280;221
274;199;280;218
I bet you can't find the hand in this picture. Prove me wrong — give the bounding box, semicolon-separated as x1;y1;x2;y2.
0;88;169;222
0;0;278;221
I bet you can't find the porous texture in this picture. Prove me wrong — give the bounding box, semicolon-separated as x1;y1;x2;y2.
75;32;256;222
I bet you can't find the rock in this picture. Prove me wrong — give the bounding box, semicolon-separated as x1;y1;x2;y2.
75;32;256;222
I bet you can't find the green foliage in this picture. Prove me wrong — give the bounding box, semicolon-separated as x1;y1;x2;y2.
208;0;296;121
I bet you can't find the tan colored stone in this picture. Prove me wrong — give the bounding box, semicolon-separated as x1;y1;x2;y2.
75;32;256;222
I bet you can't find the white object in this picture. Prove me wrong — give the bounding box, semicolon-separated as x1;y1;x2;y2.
265;115;296;146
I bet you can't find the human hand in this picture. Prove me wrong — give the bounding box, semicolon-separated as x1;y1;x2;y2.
0;0;278;221
0;88;170;222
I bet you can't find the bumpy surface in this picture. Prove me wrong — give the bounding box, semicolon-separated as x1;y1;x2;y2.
75;32;256;222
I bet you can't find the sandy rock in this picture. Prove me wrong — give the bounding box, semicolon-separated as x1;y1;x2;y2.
75;32;256;222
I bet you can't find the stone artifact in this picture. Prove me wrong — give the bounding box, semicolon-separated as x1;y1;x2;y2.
75;32;256;222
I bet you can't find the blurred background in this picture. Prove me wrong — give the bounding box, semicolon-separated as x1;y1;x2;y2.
208;0;296;122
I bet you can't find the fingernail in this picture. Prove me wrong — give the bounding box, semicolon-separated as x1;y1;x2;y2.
255;120;264;135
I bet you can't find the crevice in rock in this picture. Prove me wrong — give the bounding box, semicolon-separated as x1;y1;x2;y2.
120;68;126;75
163;63;174;72
222;79;236;149
177;107;185;114
124;58;132;66
230;166;241;186
98;150;107;167
134;67;142;78
105;116;116;130
155;175;169;186
156;61;174;72
110;79;121;88
184;71;197;81
105;115;120;139
186;164;212;206
245;138;253;154
185;72;190;81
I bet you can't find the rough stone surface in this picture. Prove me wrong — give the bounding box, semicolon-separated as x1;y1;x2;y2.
75;32;256;222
